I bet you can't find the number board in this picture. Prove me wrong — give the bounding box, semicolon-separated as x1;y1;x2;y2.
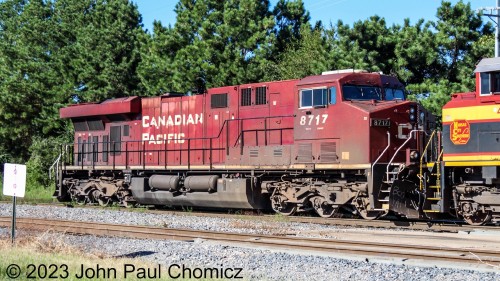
3;163;26;197
370;118;390;127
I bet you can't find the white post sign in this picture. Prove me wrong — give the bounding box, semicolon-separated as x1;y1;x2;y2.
3;163;26;244
3;163;26;197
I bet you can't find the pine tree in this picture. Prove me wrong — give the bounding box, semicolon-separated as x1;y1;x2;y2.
272;0;311;54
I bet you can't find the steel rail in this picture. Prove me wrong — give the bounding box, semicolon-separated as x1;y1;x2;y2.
0;217;499;268
1;201;499;233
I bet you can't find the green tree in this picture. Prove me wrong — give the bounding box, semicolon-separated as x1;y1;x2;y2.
168;0;275;92
67;0;144;102
272;0;311;54
264;26;328;80
137;21;179;96
393;19;440;85
0;0;60;161
0;0;144;189
407;1;493;117
329;16;397;74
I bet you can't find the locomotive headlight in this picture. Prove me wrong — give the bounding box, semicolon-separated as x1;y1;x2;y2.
409;105;417;124
419;111;425;123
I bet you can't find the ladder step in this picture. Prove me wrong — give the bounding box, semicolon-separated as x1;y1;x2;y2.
380;190;391;193
379;199;389;202
428;186;441;189
423;210;440;213
426;198;441;201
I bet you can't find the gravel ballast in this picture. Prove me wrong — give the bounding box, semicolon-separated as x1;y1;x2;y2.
0;203;499;280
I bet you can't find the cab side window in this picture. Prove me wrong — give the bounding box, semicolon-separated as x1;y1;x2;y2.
300;88;327;107
329;87;337;105
480;72;500;95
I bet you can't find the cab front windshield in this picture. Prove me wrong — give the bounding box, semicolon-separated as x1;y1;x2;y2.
342;85;405;101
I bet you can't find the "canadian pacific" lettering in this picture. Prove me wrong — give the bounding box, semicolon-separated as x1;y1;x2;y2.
142;113;203;145
142;114;203;128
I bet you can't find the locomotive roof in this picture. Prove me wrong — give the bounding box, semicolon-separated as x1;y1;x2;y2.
297;73;353;86
297;72;399;87
474;57;500;73
60;96;140;118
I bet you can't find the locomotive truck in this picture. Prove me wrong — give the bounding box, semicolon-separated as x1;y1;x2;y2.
52;58;500;225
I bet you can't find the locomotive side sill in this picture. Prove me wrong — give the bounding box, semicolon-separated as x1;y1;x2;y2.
63;163;373;171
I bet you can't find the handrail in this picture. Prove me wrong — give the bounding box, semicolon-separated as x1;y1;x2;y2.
49;145;66;180
386;130;423;180
49;153;62;180
63;114;295;169
419;130;437;190
372;131;391;169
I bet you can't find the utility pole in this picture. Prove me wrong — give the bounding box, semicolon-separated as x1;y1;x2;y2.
479;0;500;57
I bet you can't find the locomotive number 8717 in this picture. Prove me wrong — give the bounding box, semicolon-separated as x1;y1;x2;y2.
53;59;500;225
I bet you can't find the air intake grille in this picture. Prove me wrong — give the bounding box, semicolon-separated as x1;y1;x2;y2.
273;148;283;157
249;149;259;158
320;142;338;163
255;86;267;105
241;88;251;106
297;143;312;163
211;93;228;108
87;119;104;131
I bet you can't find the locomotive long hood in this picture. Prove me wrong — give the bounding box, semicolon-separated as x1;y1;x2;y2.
60;96;141;118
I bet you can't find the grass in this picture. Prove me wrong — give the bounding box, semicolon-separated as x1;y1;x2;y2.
0;182;55;203
271;212;290;223
0;234;232;280
0;235;168;280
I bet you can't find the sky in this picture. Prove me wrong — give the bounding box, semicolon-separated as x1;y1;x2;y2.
133;0;496;33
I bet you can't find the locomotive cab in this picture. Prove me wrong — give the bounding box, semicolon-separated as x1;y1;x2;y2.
292;70;433;218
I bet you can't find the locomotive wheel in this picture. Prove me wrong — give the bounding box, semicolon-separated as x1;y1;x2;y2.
274;204;296;216
91;190;110;206
311;196;336;218
75;197;87;205
463;211;492;225
122;200;138;208
354;197;383;220
97;196;111;207
70;193;86;205
358;210;383;220
271;195;297;216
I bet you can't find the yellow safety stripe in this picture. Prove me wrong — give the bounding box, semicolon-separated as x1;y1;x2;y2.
444;161;500;167
442;105;500;123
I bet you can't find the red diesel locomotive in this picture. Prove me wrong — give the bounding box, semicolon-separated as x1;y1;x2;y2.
54;69;436;220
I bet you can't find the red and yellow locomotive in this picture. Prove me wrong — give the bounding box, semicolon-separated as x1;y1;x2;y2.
55;68;437;221
440;57;500;225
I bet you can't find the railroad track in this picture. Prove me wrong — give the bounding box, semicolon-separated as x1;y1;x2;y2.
2;201;500;233
0;216;499;270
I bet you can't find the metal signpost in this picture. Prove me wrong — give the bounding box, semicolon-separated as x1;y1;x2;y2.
2;163;26;243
